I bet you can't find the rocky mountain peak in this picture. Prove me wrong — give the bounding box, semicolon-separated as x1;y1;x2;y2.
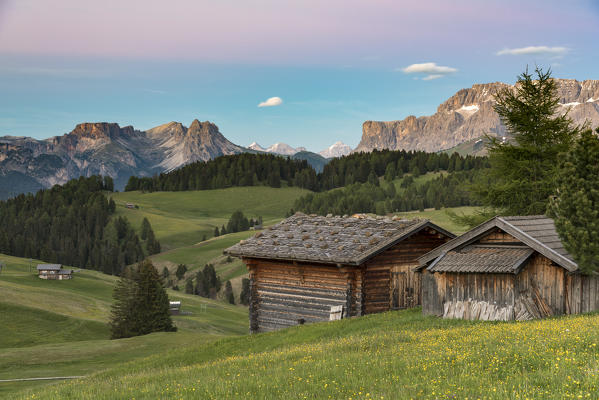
70;122;132;140
355;78;599;154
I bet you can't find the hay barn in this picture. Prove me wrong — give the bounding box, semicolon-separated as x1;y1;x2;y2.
225;213;454;333
418;215;598;321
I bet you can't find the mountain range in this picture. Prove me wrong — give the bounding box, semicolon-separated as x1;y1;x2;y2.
0;120;244;198
248;141;352;158
2;78;598;199
355;79;599;154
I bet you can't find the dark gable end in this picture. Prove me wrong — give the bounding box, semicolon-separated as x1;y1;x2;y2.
225;213;455;266
418;215;577;272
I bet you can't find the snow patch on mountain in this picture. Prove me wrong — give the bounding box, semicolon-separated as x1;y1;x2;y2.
319;141;352;158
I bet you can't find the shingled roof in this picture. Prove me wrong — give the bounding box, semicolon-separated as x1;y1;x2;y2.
36;264;62;271
419;215;577;272
427;245;535;274
225;213;454;266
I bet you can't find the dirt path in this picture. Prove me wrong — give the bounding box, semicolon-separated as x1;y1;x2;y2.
0;376;84;382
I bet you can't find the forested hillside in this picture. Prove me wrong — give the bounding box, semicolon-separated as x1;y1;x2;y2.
0;176;144;275
124;153;318;192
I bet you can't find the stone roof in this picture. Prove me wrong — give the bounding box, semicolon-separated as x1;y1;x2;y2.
36;264;62;271
419;215;577;272
428;245;534;274
225;213;454;266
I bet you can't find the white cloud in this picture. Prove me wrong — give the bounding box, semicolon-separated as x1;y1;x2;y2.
400;62;457;80
422;74;443;81
496;46;569;57
258;96;283;107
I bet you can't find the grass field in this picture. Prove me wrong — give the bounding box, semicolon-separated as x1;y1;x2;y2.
13;308;599;399
397;206;480;235
109;186;309;250
0;254;248;397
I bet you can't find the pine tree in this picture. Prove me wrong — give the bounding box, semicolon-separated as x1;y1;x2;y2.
239;278;251;305
475;67;580;215
109;267;137;339
214;226;220;237
134;259;176;335
162;267;169;280
140;218;152;240
548;128;599;274
175;263;187;280
185;278;194;294
225;280;235;304
109;260;176;339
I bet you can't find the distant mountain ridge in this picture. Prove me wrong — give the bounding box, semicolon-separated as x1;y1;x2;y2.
0;119;244;197
355;79;599;154
249;140;352;158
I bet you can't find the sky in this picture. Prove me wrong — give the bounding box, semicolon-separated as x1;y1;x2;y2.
0;0;598;151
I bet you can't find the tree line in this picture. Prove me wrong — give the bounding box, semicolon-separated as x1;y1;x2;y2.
0;176;148;275
123;144;488;195
124;153;316;192
293;170;481;216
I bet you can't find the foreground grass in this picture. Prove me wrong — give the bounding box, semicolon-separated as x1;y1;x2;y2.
110;186;308;250
16;309;599;399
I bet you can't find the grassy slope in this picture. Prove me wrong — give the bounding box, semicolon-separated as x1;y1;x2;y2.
109;186;309;250
16;308;599;400
0;255;247;396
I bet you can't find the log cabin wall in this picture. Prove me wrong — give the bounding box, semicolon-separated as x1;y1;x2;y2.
566;274;599;314
516;254;566;315
245;259;351;333
362;230;451;313
422;271;516;318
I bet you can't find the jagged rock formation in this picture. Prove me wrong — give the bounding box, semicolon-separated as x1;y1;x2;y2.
319;141;352;158
0;119;244;197
355;79;599;153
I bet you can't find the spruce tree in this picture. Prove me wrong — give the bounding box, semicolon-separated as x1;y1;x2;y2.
239;278;251;305
214;226;220;237
548;128;599;274
185;278;194;294
162;266;169;280
134;259;176;335
225;280;235;304
109;260;176;339
475;67;580;215
140;218;152;240
175;263;187;280
109;266;137;339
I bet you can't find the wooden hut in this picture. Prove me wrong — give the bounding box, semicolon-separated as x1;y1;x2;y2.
37;264;73;280
418;215;598;321
225;213;454;333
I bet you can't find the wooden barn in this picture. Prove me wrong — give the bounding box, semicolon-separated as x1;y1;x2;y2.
225;213;454;333
418;215;598;321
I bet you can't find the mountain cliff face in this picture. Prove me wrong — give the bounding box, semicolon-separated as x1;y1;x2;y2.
355;79;599;153
0;119;244;197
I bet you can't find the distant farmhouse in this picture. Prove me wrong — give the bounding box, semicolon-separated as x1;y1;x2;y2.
418;216;599;321
225;213;454;333
37;264;73;280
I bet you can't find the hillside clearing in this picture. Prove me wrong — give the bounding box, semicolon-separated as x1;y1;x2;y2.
109;186;309;250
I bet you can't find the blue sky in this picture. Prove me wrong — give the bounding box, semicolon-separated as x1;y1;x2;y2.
0;0;598;151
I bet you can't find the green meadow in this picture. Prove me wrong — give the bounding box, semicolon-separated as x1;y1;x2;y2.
0;255;247;397
109;186;309;250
